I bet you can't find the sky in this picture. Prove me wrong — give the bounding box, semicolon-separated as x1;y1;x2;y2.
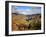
12;6;41;15
15;6;32;10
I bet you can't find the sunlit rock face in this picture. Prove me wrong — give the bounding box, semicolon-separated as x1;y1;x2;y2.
12;14;41;31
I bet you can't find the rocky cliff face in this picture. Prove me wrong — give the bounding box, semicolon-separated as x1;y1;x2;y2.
12;14;41;31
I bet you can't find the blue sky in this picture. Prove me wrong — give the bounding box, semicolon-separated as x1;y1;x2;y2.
15;6;32;10
12;6;41;15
